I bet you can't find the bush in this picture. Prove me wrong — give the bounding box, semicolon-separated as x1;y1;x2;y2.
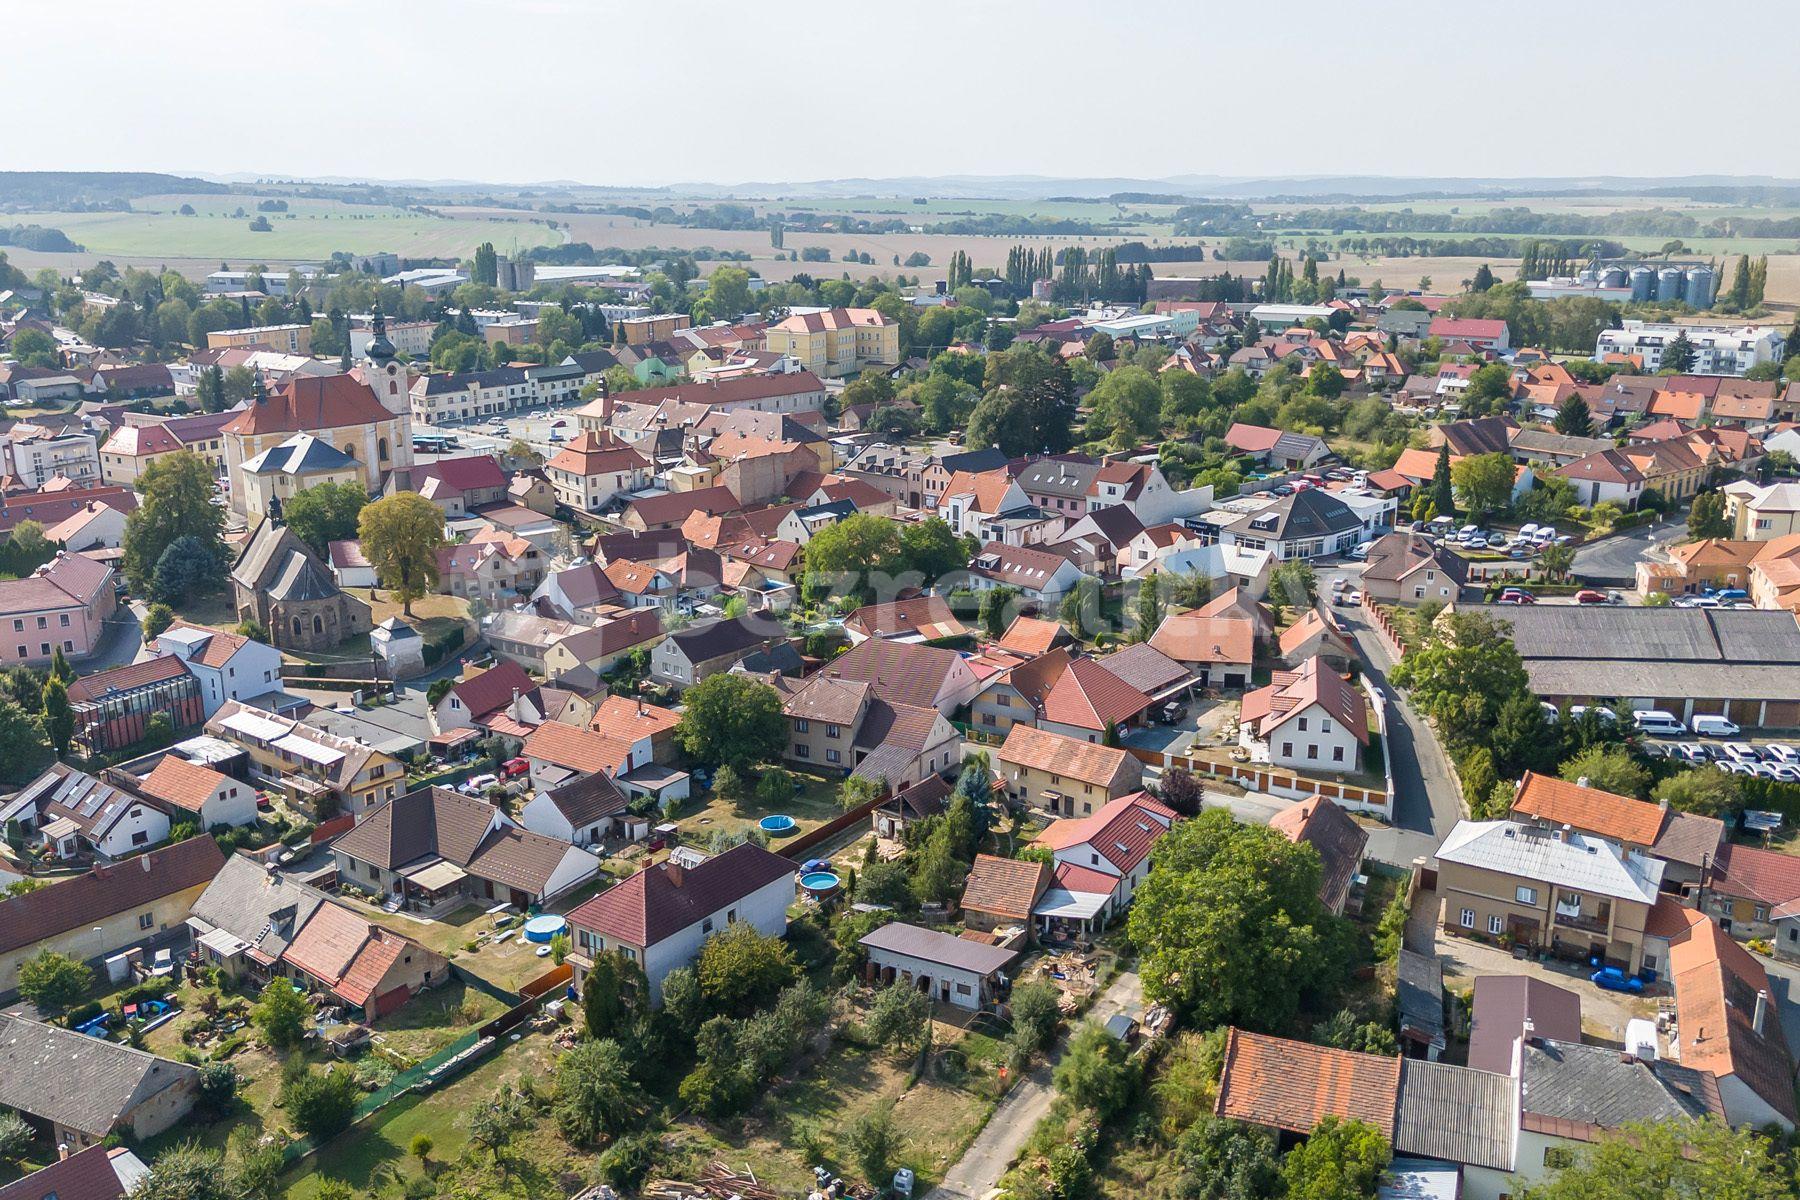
843;1101;902;1186
280;1064;360;1142
194;1061;240;1117
597;1131;660;1190
18;949;91;1013
1053;1025;1139;1121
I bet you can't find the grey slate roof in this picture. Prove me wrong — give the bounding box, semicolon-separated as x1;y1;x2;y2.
1520;1038;1720;1133
1394;1059;1515;1171
0;1014;199;1137
1395;950;1445;1048
1224;488;1362;542
1018;458;1101;500
541;771;630;829
188;852;328;961
859;921;1016;974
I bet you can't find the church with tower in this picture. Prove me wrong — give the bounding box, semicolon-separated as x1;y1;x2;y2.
221;306;417;515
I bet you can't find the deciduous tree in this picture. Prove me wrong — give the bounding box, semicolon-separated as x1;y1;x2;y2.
357;492;445;616
123;451;226;593
285;481;369;555
675;672;784;770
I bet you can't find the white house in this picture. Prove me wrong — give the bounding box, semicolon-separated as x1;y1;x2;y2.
0;764;171;860
1033;790;1177;935
565;843;797;1003
966;542;1089;608
149;623;284;717
1557;449;1646;511
135;756;258;831
1126;542;1273;598
519;771;636;848
1239;657;1369;772
858;921;1017;1011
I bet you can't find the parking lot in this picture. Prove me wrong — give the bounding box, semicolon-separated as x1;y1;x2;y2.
412;393;590;463
1637;731;1800;782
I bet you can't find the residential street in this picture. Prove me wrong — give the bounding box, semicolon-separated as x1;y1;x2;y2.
1571;520;1683;584
926;968;1142;1200
1320;576;1463;867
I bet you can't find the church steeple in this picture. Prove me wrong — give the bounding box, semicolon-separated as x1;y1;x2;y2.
365;303;396;366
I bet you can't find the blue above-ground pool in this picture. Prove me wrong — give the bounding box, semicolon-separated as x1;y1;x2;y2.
759;814;797;835
523;914;567;943
799;871;841;899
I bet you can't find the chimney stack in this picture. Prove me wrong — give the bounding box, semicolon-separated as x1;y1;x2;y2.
666;862;685;888
57;1143;69;1162
1754;989;1770;1037
142;854;152;872
1522;1017;1536;1046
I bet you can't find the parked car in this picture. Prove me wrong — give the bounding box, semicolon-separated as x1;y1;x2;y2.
1590;966;1645;994
1569;705;1617;723
1574;589;1610;605
1497;589;1535;605
500;757;530;779
1769;764;1800;783
462;772;499;794
1720;742;1761;763
1763;743;1799;764
1348;542;1371;560
1632;710;1687;736
1518;523;1541;539
1673;744;1709;764
1713;588;1750;602
1458;524;1480;540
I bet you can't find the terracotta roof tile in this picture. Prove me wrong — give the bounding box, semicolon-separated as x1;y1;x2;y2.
997;724;1134;789
959;854;1049;921
1510;771;1666;847
1215;1027;1401;1136
137;756;229;815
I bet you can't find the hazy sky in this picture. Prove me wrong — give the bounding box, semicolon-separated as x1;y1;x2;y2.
10;0;1796;187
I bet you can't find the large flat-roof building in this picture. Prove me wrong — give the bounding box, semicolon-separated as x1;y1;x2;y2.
1595;321;1785;376
1473;604;1800;729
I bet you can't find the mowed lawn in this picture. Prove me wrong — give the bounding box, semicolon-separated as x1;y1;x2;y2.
11;206;561;260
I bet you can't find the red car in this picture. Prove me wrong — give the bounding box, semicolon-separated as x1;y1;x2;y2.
1497;590;1536;605
500;757;530;779
1574;589;1609;605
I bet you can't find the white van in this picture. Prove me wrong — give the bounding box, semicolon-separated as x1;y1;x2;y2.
1691;714;1741;738
1632;710;1687;736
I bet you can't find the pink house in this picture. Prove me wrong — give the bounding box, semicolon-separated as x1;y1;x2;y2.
0;551;117;665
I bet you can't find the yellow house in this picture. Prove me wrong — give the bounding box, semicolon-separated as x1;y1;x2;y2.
0;837;224;995
222;374;412;516
1621;440;1707;502
1725;480;1800;541
238;434;365;521
206;323;312;354
764;308;900;378
541;608;667;685
204;701;405;818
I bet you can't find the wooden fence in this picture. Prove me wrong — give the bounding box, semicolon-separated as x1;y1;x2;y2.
776;791;885;861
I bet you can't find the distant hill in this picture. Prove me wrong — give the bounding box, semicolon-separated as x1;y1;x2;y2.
0;171;228;209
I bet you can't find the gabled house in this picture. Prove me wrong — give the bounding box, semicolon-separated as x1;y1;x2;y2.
960;853;1051;935
566;842;797;1003
0;1015;200;1149
1278;607;1356;672
133;755;258;831
819;637;983;714
844;596;970;645
0;835;224;996
1147;608;1256;690
0;763;170;861
1358;533;1468;605
1033;791;1177;933
995;724;1143;819
650;616;788;690
966;542;1088;608
519;771;636;848
1269;796;1369;915
0;1144;148;1200
206;701;406;818
187;855;447;1023
1038;655;1154;743
1508;770;1722;894
147;621;285;717
1239;657;1369;772
871;773;953;840
331;786;601;912
1218;489;1365;560
1557;449;1646;509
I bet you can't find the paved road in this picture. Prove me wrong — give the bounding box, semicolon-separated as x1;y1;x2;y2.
1571;520;1684;584
1313;569;1461;867
83;606;145;673
927;968;1142;1200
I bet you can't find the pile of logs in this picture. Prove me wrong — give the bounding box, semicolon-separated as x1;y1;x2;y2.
645;1162;781;1200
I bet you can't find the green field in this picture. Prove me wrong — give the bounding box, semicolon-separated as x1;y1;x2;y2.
12;200;562;261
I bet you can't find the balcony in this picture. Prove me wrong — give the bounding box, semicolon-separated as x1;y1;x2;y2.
1553;903;1610;936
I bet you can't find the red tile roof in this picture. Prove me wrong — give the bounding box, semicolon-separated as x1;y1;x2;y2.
221;373;391;436
1510;771;1665;847
1040;656;1153;732
997;724;1135;789
137;756;230;815
522;721;634;775
960;854;1050;921
996;615;1067;656
1215;1027;1401;1136
567;842;795;948
1035;790;1176;874
1240;658;1369;745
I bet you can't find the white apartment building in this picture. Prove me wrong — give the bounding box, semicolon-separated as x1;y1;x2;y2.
1594;321;1786;376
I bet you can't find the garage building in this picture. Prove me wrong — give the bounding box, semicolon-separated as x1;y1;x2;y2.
859;922;1017;1011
